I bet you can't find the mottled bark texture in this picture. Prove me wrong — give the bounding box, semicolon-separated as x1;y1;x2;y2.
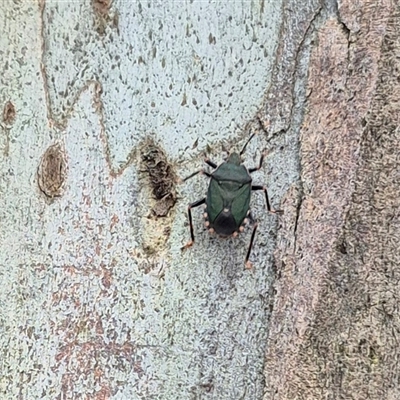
264;0;400;398
1;1;288;399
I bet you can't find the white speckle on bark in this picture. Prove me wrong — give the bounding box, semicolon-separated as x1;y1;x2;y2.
42;0;282;165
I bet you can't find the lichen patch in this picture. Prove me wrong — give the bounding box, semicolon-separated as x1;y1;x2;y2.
140;139;177;218
137;138;178;256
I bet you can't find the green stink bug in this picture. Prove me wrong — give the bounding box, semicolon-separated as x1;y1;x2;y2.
183;133;282;268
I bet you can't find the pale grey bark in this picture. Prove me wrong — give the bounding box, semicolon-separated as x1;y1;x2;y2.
0;1;287;399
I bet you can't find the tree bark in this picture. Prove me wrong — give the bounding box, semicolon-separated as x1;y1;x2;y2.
264;0;400;399
1;0;399;399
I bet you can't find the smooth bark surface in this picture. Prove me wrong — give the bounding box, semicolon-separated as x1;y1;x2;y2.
1;1;287;399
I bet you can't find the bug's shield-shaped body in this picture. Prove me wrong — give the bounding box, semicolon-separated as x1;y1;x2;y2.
182;134;283;268
206;154;251;237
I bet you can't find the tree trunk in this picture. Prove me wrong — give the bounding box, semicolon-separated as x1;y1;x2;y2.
1;1;398;399
264;0;400;399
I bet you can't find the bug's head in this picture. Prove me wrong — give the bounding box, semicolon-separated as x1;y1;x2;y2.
227;152;241;165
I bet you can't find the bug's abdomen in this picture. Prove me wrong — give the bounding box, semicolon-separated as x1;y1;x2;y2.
212;209;237;237
206;176;251;237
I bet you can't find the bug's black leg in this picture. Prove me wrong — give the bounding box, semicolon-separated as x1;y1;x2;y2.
183;170;211;182
247;211;255;224
182;198;206;249
252;185;283;214
245;221;258;269
248;152;265;173
204;158;218;169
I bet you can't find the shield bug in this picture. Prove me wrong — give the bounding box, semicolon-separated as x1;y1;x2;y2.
182;132;283;268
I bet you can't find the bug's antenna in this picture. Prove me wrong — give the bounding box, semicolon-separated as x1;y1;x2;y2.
240;132;256;156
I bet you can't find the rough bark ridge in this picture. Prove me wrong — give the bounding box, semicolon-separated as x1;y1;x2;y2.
265;0;400;398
